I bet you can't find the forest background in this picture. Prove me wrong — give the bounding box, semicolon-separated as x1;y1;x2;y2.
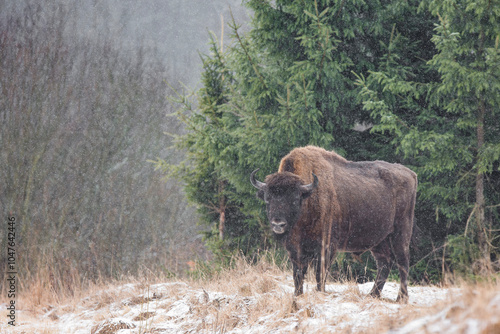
154;0;500;283
1;0;499;300
0;0;247;298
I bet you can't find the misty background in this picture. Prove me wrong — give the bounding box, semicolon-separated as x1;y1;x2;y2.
72;0;250;87
0;0;249;295
1;0;249;87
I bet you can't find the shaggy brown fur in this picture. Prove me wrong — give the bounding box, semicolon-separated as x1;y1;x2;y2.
252;146;417;302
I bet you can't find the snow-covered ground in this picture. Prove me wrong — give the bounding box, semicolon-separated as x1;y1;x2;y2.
2;275;499;333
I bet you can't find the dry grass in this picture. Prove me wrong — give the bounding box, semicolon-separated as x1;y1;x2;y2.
90;319;136;334
3;253;500;334
184;255;294;332
182;257;500;333
186;256;402;332
189;255;284;293
362;278;500;334
436;280;500;333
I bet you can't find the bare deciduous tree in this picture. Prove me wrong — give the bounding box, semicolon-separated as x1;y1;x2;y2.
0;0;204;297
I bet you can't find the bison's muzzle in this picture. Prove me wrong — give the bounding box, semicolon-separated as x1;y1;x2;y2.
270;219;287;234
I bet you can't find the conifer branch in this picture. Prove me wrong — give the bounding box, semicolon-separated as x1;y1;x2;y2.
229;7;267;91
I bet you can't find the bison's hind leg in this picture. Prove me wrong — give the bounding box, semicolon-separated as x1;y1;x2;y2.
369;240;393;299
391;237;410;303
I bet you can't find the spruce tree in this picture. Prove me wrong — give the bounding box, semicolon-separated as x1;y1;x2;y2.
157;0;439;274
359;0;500;274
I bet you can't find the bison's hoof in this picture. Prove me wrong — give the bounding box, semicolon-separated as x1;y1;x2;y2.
396;294;409;304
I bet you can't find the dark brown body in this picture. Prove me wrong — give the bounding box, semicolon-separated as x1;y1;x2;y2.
253;146;417;302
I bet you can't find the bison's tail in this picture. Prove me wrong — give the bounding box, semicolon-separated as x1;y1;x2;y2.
410;221;423;251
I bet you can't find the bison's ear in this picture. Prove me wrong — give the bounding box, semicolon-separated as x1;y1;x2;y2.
301;189;314;199
300;173;318;199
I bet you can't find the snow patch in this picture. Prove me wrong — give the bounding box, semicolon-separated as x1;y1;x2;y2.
4;279;491;334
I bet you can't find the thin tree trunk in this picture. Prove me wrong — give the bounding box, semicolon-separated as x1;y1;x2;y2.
476;96;490;270
219;211;226;240
219;180;226;240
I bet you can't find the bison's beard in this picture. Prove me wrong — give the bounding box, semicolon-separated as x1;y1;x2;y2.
273;229;289;243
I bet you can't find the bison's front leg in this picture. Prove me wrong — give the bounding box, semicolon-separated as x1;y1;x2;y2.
315;258;324;292
292;261;308;296
289;248;308;296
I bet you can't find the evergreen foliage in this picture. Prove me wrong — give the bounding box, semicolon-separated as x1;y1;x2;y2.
157;0;500;279
359;0;500;275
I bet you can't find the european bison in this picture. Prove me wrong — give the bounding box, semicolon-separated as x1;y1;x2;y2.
250;146;417;302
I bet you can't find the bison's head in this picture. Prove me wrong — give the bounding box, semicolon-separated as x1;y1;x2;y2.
250;169;318;235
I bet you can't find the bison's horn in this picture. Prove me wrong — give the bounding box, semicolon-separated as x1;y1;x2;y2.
250;169;266;190
300;173;318;193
